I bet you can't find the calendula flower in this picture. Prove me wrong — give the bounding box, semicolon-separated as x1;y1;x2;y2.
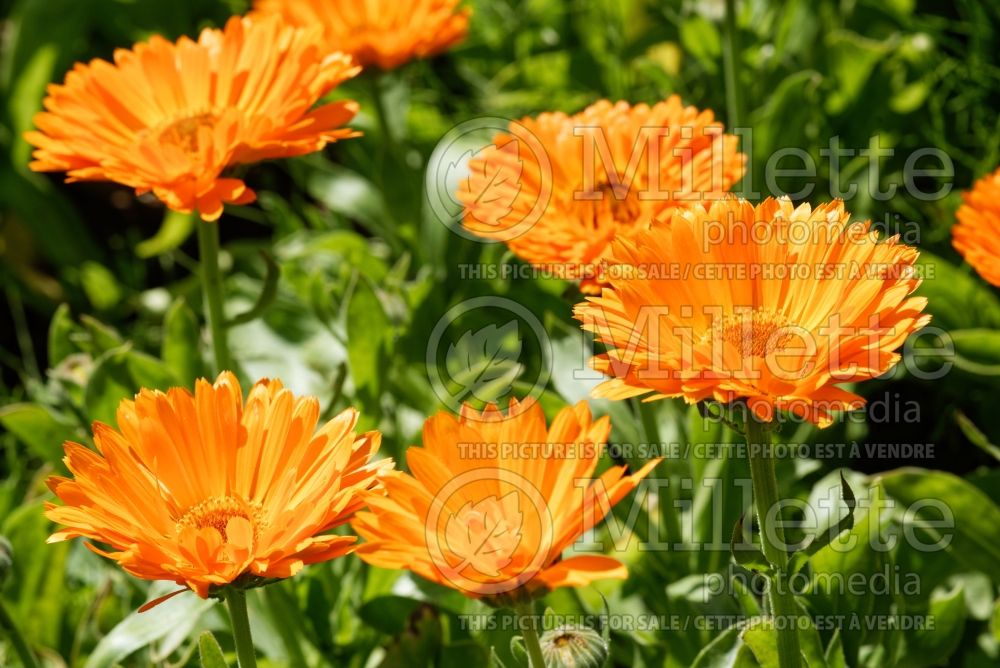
574;197;930;427
45;373;390;602
26;16;360;221
954;166;1000;287
352;399;658;602
458;98;745;293
253;0;470;70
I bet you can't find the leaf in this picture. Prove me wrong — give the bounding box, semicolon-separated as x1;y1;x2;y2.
806;484;891;665
357;595;423;635
690;626;757;668
788;472;857;574
824;629;847;668
84;583;215;668
48;303;79;365
445;321;523;404
227;251;280;326
80;261;123;311
198;632;229;668
162;298;204;386
740;621;780;668
896;583;966;668
0;403;78;463
955;410;1000;462
85;347;177;425
879;468;1000;583
914;251;1000;330
730;513;770;573
444;492;523;577
679;15;721;73
136;209;197;258
345;275;389;426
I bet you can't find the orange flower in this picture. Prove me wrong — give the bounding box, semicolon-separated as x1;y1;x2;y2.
253;0;470;70
574;198;930;428
351;399;658;602
954;166;1000;287
457;98;745;293
45;373;390;600
26;16;360;221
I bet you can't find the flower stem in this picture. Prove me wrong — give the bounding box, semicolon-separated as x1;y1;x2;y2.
722;0;744;131
196;220;232;373
517;603;545;668
744;419;801;668
224;589;258;668
0;599;40;668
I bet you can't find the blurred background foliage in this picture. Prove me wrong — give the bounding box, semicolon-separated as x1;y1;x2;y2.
1;0;1000;666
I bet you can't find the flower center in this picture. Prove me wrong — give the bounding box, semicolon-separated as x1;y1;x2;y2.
176;495;266;541
710;309;799;358
156;112;218;154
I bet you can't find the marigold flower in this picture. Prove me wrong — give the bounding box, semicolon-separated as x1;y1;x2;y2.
574;197;930;428
954;166;1000;287
253;0;470;70
351;399;658;602
457;98;745;293
26;16;360;221
45;373;390;601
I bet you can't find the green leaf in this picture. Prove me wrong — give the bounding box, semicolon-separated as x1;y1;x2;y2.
730;513;770;572
85;347;177;425
740;621;780;668
0;403;78;463
795;601;828;668
824;629;847;668
806;484;890;665
198;631;229;668
897;584;967;668
136;209;197;258
679;16;721;73
789;473;857;574
690;625;757;668
955;410;1000;462
879;468;1000;582
79;314;124;355
84;584;215;668
357;595;423;635
914;251;1000;330
48;303;79;365
346;275;389;427
162;298;204;386
227;251;280;327
80;261;123;311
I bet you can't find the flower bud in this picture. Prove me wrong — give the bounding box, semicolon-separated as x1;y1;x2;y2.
539;624;608;668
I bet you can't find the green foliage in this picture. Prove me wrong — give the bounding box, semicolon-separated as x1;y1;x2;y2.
1;0;999;666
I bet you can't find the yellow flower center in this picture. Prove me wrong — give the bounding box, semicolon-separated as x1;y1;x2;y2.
155;112;218;154
176;495;267;542
710;309;799;358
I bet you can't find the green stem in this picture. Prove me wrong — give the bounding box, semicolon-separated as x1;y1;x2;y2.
224;589;258;668
0;599;41;668
722;0;745;131
368;71;398;155
745;419;801;668
517;603;545;668
196;220;232;373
